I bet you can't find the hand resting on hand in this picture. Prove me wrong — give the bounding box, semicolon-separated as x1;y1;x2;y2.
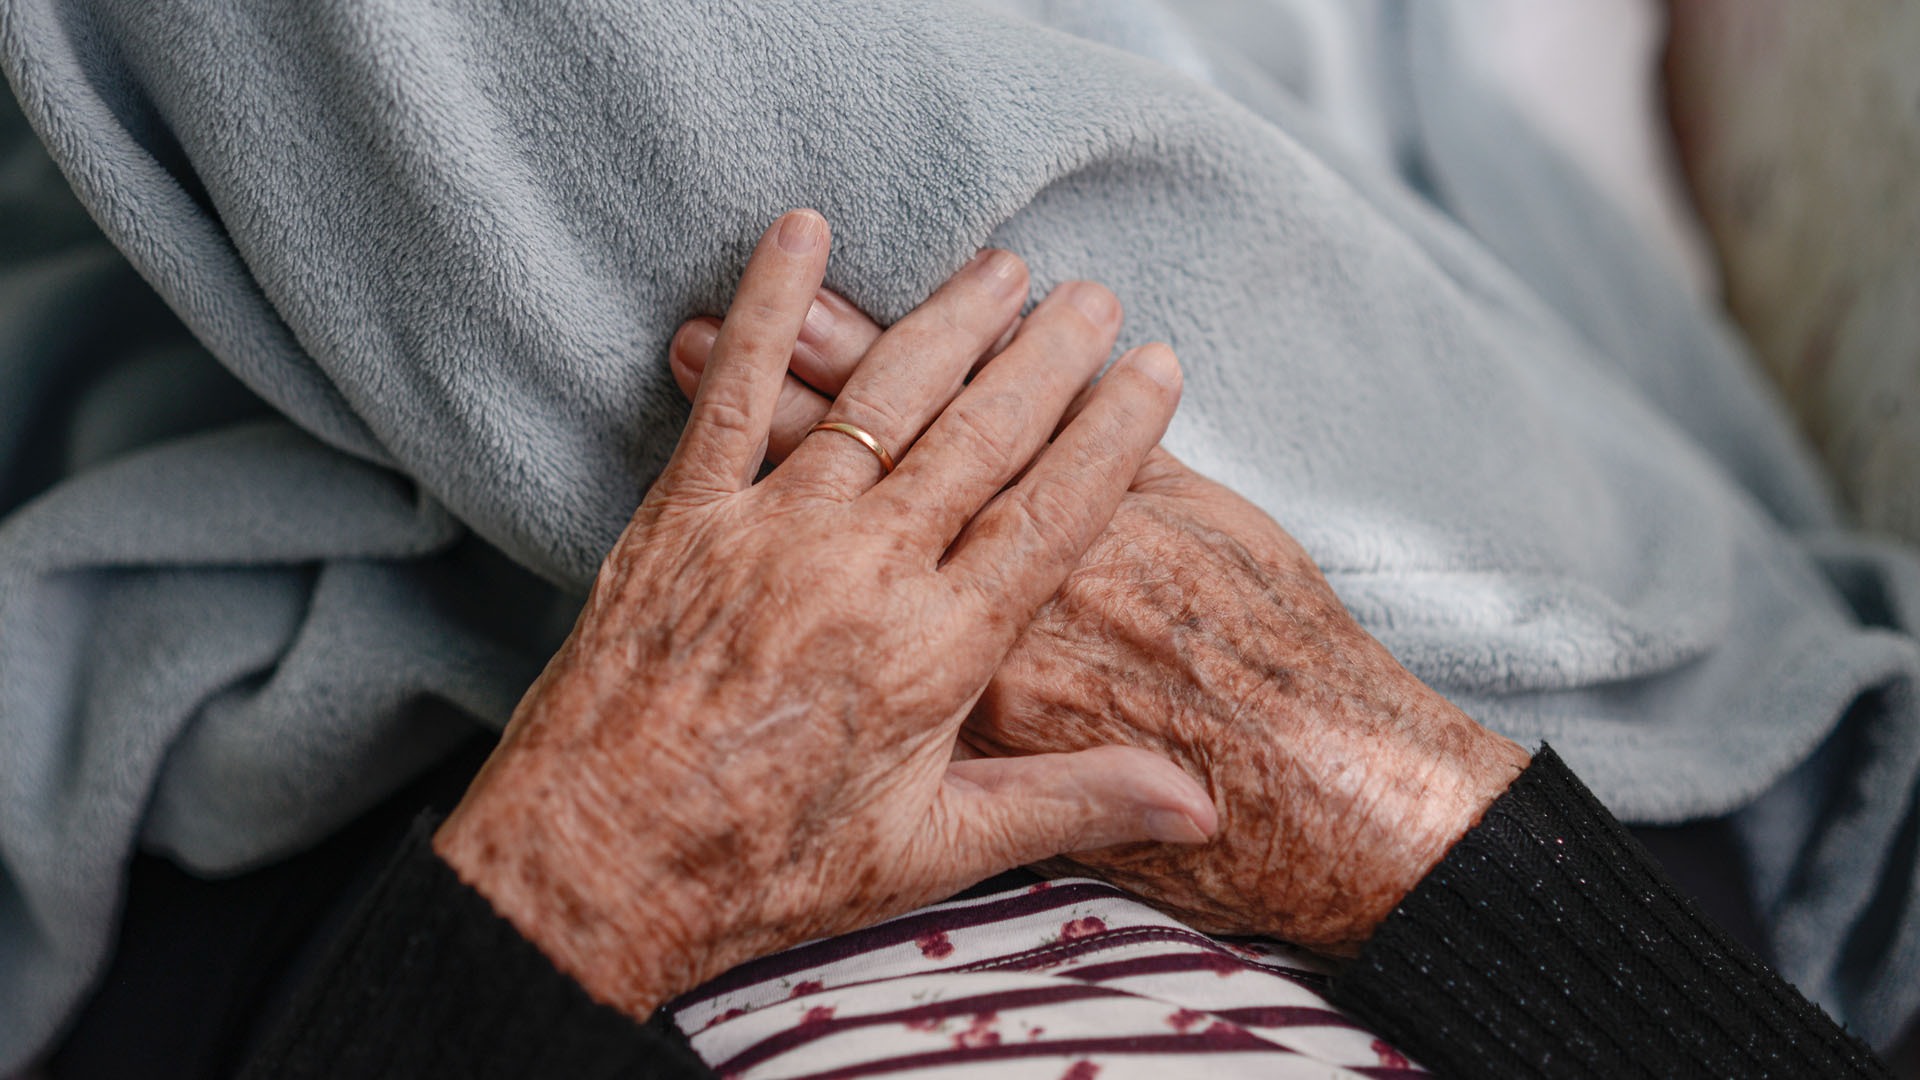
434;211;1215;1019
670;274;1530;953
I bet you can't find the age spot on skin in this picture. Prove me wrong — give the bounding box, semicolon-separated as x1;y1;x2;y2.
668;824;746;881
1255;659;1297;695
551;878;595;935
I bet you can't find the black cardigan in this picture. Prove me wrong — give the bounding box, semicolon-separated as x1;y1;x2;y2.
242;748;1891;1079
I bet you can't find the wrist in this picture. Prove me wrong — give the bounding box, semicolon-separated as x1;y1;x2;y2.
1355;703;1531;929
433;743;740;1018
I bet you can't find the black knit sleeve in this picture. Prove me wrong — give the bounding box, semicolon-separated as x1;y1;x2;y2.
1329;745;1891;1079
241;815;716;1080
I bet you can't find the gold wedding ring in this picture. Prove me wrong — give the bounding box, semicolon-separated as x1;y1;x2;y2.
810;421;896;474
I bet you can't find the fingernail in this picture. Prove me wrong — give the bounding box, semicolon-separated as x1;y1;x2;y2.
969;249;1024;296
1145;809;1209;845
1064;282;1119;325
800;297;834;346
1129;344;1182;392
777;210;824;254
674;322;720;372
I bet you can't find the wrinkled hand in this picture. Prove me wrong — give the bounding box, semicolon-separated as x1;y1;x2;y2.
670;281;1529;953
437;213;1215;1019
974;455;1531;950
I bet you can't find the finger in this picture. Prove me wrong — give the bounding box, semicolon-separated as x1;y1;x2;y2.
674;289;1015;468
1056;396;1187;491
663;209;829;493
1054;379;1097;437
1043;331;1156;441
865;281;1123;548
793;294;1014;392
937;747;1217;878
774;249;1029;498
790;288;884;394
944;343;1180;601
671;319;831;462
974;316;1023;378
667;318;719;397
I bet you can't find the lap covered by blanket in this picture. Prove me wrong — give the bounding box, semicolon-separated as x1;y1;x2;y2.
1;0;1916;1067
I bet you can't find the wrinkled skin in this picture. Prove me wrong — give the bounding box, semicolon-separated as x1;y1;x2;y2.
970;453;1530;949
672;286;1531;953
438;212;1215;1019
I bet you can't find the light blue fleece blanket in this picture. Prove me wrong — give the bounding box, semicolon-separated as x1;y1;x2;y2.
2;0;1917;1067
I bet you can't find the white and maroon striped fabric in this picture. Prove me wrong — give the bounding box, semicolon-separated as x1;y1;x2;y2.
671;876;1426;1080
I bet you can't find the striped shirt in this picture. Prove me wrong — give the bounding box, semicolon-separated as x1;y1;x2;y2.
672;876;1426;1079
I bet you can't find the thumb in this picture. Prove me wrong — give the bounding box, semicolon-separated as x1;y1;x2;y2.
936;746;1217;877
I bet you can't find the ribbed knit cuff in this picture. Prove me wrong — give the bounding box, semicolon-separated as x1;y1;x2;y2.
242;814;714;1080
1330;746;1889;1079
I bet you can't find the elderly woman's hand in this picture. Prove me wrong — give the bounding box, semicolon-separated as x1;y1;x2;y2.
975;454;1532;952
670;284;1531;954
435;212;1216;1019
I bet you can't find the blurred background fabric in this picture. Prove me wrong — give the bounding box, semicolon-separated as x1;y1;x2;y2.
1;0;1917;1072
1668;0;1920;550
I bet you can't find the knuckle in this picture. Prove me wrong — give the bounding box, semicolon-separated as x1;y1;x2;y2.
1074;374;1172;452
940;396;1023;477
719;328;779;360
736;297;792;328
862;493;949;555
719;314;791;358
772;466;847;502
1066;423;1132;479
829;392;913;444
1085;392;1154;449
694;392;758;439
1009;481;1087;558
